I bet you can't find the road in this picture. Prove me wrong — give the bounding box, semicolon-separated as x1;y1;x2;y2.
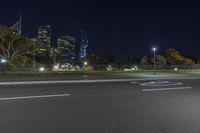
0;72;197;82
0;78;200;133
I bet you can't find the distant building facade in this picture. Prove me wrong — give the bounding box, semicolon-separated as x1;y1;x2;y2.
50;47;58;64
38;25;51;51
79;29;88;62
57;36;76;62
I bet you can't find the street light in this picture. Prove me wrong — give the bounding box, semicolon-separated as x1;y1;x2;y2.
152;47;157;75
39;67;45;72
84;61;88;66
1;59;7;64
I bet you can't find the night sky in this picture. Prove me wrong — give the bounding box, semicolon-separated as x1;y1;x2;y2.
1;0;200;60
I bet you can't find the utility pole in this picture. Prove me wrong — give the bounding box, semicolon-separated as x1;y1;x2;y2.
152;47;156;75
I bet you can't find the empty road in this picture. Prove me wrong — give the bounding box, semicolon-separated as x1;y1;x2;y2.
0;78;199;133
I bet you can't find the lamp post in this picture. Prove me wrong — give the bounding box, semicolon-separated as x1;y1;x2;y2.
31;39;36;72
152;47;156;75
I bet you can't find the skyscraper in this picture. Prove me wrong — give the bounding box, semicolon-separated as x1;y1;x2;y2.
57;36;76;62
38;25;51;51
79;29;88;62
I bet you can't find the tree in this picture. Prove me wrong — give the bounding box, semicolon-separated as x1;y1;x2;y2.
123;56;140;65
12;54;33;67
165;48;195;65
197;59;200;65
181;58;195;65
97;52;116;65
88;54;98;65
150;55;167;65
140;56;148;65
165;48;184;65
0;26;36;65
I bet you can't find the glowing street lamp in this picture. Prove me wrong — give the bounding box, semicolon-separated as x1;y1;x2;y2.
84;61;88;66
39;67;45;72
1;59;7;64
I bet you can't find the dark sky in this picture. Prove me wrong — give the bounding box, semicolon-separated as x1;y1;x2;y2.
1;0;200;60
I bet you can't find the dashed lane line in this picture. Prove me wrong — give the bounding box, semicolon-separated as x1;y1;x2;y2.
142;86;192;92
0;93;71;101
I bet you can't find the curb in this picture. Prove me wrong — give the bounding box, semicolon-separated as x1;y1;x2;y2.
0;77;199;86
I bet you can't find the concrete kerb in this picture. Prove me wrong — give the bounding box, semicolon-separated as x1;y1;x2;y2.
0;77;199;86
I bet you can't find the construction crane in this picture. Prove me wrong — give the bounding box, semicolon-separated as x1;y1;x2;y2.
79;28;88;62
11;12;22;35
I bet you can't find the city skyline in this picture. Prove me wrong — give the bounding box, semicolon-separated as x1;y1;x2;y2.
1;0;200;60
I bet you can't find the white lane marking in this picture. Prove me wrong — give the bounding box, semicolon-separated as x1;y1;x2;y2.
0;79;135;86
142;87;192;92
140;81;183;87
0;93;71;101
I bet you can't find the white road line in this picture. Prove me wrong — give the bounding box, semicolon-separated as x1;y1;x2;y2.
0;93;71;101
0;79;135;86
140;81;183;87
142;86;192;92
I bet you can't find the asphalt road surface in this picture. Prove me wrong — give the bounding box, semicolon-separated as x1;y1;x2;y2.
0;73;197;82
0;79;200;133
